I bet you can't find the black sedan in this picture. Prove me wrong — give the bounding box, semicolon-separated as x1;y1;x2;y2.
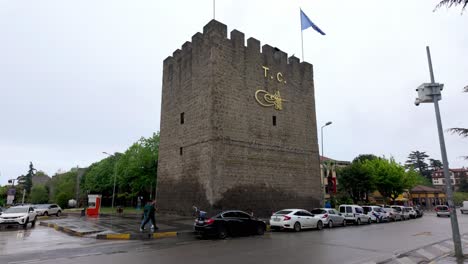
194;210;267;239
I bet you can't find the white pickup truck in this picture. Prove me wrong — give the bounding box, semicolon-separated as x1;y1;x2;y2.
460;201;468;214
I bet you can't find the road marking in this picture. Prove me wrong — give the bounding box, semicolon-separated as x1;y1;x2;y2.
416;248;436;260
432;244;451;253
396;257;416;264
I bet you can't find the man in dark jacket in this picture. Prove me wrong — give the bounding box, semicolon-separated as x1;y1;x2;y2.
140;200;158;231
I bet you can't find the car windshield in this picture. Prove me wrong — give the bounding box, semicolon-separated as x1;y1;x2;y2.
392;207;402;212
274;210;292;215
310;209;326;214
362;207;371;213
4;207;28;213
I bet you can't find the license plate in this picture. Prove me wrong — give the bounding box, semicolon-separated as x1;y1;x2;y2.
197;220;204;224
274;217;281;222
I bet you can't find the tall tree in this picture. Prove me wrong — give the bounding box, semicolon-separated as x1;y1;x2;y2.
405;151;430;179
16;162;36;199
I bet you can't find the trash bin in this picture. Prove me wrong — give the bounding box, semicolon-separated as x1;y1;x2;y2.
116;206;123;214
81;208;86;217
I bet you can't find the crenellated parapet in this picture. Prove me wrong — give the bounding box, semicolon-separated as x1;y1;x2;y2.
163;19;313;79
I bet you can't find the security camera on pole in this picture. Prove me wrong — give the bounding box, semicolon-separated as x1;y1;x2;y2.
414;46;463;260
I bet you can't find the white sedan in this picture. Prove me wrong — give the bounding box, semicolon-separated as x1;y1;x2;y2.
270;209;323;232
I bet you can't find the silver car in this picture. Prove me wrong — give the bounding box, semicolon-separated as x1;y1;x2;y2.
435;205;450;217
383;207;402;221
33;204;62;217
310;208;346;228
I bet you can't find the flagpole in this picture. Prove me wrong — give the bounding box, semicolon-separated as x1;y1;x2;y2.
301;28;304;62
213;0;216;19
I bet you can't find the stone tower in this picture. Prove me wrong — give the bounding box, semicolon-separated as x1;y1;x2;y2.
156;20;321;216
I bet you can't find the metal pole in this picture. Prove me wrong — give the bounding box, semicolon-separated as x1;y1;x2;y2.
301;27;304;62
426;46;463;260
213;0;215;20
111;166;116;210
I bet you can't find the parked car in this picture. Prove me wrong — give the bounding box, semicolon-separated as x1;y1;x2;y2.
33;204;62;217
339;205;371;225
435;205;451;217
0;205;37;228
413;206;424;218
404;207;417;219
310;208;346;228
391;206;410;220
362;206;387;223
194;210;266;239
460;201;468;214
0;207;4;215
270;209;324;231
383;207;402;221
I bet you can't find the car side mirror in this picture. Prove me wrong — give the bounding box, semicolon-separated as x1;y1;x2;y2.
339;213;342;216
310;214;315;217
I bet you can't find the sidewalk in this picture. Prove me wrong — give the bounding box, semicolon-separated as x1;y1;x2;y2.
379;234;468;264
39;213;196;240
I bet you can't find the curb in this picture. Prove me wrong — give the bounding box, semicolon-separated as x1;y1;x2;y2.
96;231;191;240
39;222;102;237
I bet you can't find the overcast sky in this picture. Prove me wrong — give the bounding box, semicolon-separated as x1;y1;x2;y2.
1;0;467;185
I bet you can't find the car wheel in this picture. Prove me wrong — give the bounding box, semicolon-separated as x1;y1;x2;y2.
342;220;347;227
44;211;48;217
316;220;323;230
56;211;61;217
328;220;333;228
293;222;301;232
256;224;265;235
356;218;361;225
217;226;228;239
31;217;37;227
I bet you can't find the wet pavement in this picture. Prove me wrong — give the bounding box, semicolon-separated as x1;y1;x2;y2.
1;212;468;264
39;213;195;238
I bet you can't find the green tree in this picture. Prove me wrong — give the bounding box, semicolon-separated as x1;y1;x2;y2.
30;185;49;204
55;192;70;209
115;133;160;204
405;151;431;180
49;170;77;205
458;171;468;192
337;158;375;204
16;162;36;199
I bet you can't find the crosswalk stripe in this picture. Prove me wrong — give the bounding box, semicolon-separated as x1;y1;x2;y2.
397;257;416;264
416;248;436;260
432;244;452;253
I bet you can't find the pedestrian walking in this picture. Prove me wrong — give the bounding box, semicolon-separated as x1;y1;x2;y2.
140;200;158;232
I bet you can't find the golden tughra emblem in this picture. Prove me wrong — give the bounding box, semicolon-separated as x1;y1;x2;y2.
255;90;287;110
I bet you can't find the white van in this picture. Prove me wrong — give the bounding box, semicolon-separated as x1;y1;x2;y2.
339;205;371;225
461;201;468;214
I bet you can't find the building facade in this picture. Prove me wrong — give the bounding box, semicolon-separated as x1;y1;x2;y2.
432;168;468;191
156;20;321;216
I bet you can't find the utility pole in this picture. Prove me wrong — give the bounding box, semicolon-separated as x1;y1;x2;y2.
414;46;463;261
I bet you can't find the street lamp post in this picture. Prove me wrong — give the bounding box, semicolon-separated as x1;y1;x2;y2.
103;152;117;210
320;121;333;206
414;46;463;260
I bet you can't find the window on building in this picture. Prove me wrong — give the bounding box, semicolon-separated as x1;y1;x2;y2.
272;116;276;126
179;147;183;156
180;112;184;124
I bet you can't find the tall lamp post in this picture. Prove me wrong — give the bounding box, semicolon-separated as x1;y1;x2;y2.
103;152;117;209
414;46;463;260
320;121;333;206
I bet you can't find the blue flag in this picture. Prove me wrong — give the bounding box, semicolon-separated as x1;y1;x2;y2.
300;9;326;35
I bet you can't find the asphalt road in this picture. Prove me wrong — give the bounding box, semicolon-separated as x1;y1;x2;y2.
1;212;468;264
